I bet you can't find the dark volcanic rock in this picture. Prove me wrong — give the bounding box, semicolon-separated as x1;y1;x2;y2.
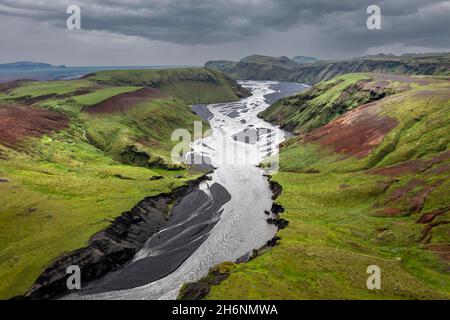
269;181;283;200
80;183;231;295
24;175;209;300
266;217;289;229
266;236;281;247
270;203;285;215
178;264;233;300
178;283;211;300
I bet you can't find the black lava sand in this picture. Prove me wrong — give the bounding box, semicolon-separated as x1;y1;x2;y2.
80;183;231;295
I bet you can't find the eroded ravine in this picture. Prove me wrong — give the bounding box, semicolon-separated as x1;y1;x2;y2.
67;81;307;300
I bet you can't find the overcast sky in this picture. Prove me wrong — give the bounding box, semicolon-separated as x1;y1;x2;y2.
0;0;449;66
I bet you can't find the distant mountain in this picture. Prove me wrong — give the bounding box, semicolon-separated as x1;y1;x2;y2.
291;56;319;64
240;54;300;68
206;55;301;81
290;53;450;84
0;62;187;82
206;52;450;84
0;61;65;70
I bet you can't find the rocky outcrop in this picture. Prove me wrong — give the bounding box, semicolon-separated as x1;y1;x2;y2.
266;180;288;229
23;175;210;300
178;262;235;300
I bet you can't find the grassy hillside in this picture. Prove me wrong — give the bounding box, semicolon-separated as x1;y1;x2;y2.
206;53;450;84
260;73;396;133
0;67;244;299
87;67;249;104
201;74;450;299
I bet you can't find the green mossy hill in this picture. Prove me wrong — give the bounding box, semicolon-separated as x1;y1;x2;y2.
203;74;450;300
0;67;244;299
259;73;446;134
206;55;301;81
86;67;250;104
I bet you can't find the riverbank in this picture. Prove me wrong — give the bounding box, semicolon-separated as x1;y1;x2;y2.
178;177;287;300
197;73;450;299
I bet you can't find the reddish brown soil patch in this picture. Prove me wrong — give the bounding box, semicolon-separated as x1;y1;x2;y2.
409;180;444;213
372;160;430;176
374;207;403;216
303;102;397;158
373;150;450;177
419;221;449;243
0;104;69;147
386;179;423;204
428;164;450;175
430;150;450;165
425;244;450;265
417;205;450;224
86;87;169;114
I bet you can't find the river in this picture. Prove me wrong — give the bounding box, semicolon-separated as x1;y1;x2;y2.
66;81;308;300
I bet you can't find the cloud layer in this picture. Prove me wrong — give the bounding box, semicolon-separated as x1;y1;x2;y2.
0;0;449;65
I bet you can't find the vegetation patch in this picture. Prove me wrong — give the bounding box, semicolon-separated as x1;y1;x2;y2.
204;73;450;300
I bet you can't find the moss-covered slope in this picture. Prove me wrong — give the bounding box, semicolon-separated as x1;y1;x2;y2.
259;73;438;134
0;68;245;299
202;74;450;300
87;67;250;104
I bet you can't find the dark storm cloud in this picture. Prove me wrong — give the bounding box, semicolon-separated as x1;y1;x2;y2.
0;0;448;48
0;0;449;65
